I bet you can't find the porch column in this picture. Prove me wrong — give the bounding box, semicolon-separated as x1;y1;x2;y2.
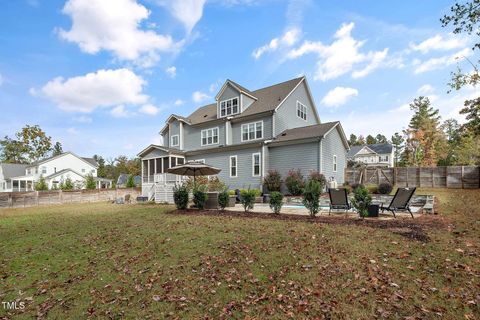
154;158;157;176
141;160;144;183
148;159;151;183
161;157;164;174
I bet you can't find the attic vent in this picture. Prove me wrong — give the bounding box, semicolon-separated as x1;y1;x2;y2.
278;96;282;101
281;132;287;136
203;114;208;118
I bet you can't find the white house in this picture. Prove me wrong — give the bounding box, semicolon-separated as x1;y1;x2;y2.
0;152;112;192
347;143;394;167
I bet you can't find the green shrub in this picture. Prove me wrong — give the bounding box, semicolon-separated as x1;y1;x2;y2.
269;191;284;214
302;180;321;217
378;182;393;195
351;183;364;192
62;178;74;190
351;185;372;218
173;184;189;210
240;189;256;212
35;175;48;191
218;189;229;210
193;189;208;210
126;175;136;188
252;188;262;197
185;176;208;191
263;170;282;192
308;171;327;191
366;184;378;194
85;175;96;190
228;189;236;196
207;176;225;192
285;169;305;196
343;182;352;194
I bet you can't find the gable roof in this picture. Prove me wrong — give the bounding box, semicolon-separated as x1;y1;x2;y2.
44;168;85;180
187;77;305;125
137;144;186;157
347;143;393;158
215;79;258;101
26;152;98;168
0;163;28;179
271;122;339;144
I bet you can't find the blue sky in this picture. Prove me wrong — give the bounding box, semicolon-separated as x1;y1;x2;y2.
0;0;477;158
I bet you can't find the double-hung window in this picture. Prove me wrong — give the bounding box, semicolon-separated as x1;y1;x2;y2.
220;97;239;117
333;155;337;172
297;101;307;121
230;155;237;177
241;121;263;142
41;166;47;174
171;134;179;147
201;127;219;146
252;153;261;177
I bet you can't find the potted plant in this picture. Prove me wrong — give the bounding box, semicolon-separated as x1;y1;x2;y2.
252;188;263;203
227;189;237;207
351;185;372;218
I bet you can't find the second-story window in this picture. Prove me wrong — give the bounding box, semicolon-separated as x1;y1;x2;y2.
41;166;47;174
297;101;307;121
242;121;263;142
220;97;239;117
171;135;179;147
201;127;219;146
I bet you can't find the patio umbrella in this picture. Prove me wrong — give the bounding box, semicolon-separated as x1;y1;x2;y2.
166;161;221;185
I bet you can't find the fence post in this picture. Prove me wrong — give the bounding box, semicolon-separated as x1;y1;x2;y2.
461;166;464;189
431;167;435;188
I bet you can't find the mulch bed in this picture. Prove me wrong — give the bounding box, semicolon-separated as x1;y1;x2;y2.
171;209;451;243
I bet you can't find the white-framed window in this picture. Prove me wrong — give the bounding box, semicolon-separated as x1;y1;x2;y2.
41;166;47;174
241;121;263;142
333;155;337;172
297;101;307;121
252;153;261;177
230;155;237;178
220;97;239;117
201;127;219;146
27;168;31;175
171;134;179;147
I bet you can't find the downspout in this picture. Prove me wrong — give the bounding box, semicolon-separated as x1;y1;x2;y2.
319;138;323;174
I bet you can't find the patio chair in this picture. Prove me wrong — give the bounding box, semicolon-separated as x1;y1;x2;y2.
380;187;416;218
328;188;351;216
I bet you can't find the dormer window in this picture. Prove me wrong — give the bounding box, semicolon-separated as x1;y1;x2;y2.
220;97;239;117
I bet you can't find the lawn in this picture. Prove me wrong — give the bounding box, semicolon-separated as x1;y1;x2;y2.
0;188;479;319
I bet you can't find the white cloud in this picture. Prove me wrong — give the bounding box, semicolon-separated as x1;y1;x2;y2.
174;99;185;106
156;0;206;33
414;48;471;74
165;66;177;78
321;86;359;107
58;0;176;63
287;22;389;81
192;91;210;103
252;27;301;59
67;127;79;135
417;84;435;95
410;34;469;54
74;115;93;123
110;105;129;118
35;68;148;113
139;104;160;115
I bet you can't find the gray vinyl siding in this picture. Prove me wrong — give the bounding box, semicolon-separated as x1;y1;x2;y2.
168;121;181;149
231;115;273;145
142;148;173;160
186;147;263;190
183;122;226;151
274;82;319;136
321;127;347;183
241;93;255;111
219;85;240;102
269;142;319;178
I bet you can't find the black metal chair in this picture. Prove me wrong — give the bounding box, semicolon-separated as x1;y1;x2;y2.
328;188;351;216
381;187;416;218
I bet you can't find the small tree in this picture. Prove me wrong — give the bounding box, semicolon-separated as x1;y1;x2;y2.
351;185;372;218
263;170;282;192
285;169;305;196
126;175;136;188
62;178;74;190
302;180;321;217
85;174;96;190
218;189;229;211
308;171;326;192
35;175;48;191
173;184;189;210
269;191;284;214
193;188;208;210
240;189;256;212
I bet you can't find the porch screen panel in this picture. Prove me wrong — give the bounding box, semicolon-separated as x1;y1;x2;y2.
171;157;176;168
149;159;155;175
156;158;162;174
142;160;148;177
163;157;169;172
177;158;185;165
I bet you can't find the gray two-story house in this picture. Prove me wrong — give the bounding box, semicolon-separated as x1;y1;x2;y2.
138;76;349;202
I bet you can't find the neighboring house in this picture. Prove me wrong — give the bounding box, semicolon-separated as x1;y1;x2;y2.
0;152;112;192
347;143;394;167
138;76;350;202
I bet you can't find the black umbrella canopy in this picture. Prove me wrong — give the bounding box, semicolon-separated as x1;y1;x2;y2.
166;161;221;177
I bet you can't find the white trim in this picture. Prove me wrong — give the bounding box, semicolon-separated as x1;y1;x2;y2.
274;77;304;113
241;120;264;142
333;154;337;172
229;155;238;178
201;127;220;146
170;134;179;147
215;80;257;101
192;159;205;164
272;113;276;136
296;100;307;121
219;97;240;118
320;139;323;173
252;152;261;177
179;122;184;149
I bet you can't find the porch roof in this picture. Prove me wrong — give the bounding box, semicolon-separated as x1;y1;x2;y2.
137;144;185;158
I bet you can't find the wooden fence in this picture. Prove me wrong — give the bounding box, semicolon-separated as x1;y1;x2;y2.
344;166;480;189
0;188;141;209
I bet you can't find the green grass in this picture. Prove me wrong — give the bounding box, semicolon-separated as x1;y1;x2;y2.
0;188;479;319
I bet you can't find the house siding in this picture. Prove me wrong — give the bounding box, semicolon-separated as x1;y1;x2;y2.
168;121;181;149
183;122;226;151
274;81;319;136
186;147;263;190
321;126;347;183
231;115;273;145
219;85;240;102
268;142;319;178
